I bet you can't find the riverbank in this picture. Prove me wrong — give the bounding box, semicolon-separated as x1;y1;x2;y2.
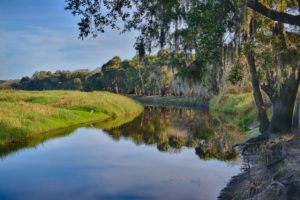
131;90;300;199
0;90;143;147
133;91;258;132
210;91;257;131
219;133;300;200
132;95;208;110
207;89;300;199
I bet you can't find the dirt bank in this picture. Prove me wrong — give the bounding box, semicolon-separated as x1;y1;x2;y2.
219;134;300;200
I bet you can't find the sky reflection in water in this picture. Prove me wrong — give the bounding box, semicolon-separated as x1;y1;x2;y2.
0;108;242;200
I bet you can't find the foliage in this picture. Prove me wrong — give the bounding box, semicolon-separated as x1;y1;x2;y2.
17;70;93;90
64;0;238;91
228;58;245;85
10;50;196;97
239;1;300;133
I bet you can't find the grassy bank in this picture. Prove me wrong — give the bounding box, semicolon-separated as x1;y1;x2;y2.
210;91;256;131
132;96;208;110
0;90;143;146
132;91;256;132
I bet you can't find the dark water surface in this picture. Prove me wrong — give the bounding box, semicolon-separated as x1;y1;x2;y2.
0;107;244;200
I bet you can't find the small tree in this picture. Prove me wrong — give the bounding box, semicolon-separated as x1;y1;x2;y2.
73;78;83;90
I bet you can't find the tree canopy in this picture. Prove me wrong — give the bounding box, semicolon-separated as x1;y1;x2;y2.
65;0;300;134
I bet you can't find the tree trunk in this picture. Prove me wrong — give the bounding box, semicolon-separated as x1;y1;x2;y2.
245;14;270;133
134;87;138;96
268;76;300;134
292;99;300;132
247;54;270;133
269;100;295;134
138;68;145;96
115;84;119;94
297;100;300;133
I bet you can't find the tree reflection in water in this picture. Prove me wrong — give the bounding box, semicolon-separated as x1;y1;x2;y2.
99;106;246;161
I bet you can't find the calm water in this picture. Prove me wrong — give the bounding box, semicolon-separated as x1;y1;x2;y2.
0;107;244;200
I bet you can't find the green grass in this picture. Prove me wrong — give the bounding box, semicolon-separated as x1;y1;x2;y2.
0;90;143;146
210;92;256;131
132;96;207;110
133;92;256;132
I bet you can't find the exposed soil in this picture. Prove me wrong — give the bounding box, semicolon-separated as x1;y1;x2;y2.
219;133;300;200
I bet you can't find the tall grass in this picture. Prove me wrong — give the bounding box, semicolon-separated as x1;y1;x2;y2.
210;89;256;131
0;90;143;146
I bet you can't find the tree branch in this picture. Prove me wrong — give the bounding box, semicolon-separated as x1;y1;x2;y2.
247;0;300;26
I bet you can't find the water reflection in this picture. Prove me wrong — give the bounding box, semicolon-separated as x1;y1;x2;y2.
0;106;246;200
0;111;139;158
100;107;245;161
0;107;245;162
0;128;241;200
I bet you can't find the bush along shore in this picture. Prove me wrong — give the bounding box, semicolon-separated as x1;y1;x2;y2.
0;90;143;147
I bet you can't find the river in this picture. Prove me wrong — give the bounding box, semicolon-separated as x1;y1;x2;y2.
0;107;245;200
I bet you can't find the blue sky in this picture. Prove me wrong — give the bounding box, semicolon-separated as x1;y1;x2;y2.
0;0;137;80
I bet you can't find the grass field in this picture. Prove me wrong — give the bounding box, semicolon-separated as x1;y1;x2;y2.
0;90;143;146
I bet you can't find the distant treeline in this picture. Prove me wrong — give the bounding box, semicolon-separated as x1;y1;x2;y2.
11;54;172;95
2;50;208;96
1;49;238;97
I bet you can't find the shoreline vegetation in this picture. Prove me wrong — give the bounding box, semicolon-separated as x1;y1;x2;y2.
2;89;295;199
132;95;209;110
0;90;143;149
133;89;258;133
0;112;142;159
209;91;257;132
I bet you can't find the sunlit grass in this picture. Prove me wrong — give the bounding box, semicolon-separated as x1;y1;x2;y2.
210;91;256;131
0;90;143;146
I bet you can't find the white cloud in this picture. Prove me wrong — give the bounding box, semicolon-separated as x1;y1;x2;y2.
0;27;137;79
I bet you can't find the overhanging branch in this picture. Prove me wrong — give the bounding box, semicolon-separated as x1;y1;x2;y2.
247;0;300;26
